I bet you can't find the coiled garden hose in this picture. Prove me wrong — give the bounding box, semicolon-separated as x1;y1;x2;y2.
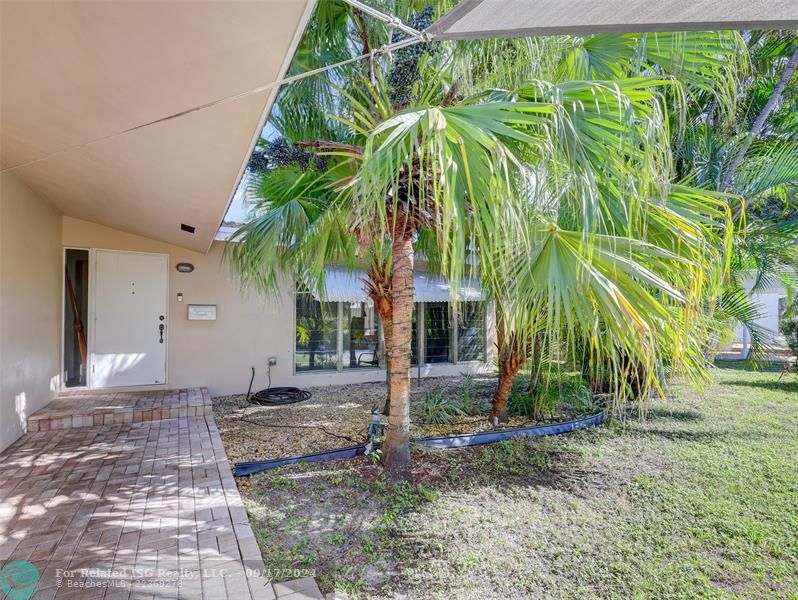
246;366;312;405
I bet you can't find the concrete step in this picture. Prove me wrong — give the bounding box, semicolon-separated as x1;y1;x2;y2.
26;387;211;431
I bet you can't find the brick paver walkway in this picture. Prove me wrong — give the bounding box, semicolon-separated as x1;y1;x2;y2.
26;388;211;432
0;389;319;599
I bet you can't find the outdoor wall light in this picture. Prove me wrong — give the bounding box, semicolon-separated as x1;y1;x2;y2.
176;262;194;273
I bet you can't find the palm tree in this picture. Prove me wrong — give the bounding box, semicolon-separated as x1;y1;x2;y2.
722;39;798;191
675;31;798;359
230;1;739;472
479;31;746;416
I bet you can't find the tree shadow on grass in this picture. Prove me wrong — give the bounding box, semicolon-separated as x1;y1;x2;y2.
713;360;788;373
646;408;704;422
719;379;798;394
637;428;741;443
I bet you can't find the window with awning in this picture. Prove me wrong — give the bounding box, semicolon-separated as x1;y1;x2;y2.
313;268;482;303
294;269;487;373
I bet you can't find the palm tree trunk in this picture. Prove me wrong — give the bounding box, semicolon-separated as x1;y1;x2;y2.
491;346;526;420
379;308;393;415
491;301;535;420
723;48;798;192
491;364;516;420
382;231;414;473
490;301;528;420
367;271;393;415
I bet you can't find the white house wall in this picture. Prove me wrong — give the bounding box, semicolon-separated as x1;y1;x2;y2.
730;290;788;346
0;172;62;451
756;292;787;342
62;217;496;397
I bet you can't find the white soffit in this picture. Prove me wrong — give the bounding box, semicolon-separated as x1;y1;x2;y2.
428;0;798;40
0;0;315;252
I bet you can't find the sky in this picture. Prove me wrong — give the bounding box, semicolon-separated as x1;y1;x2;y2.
223;122;277;223
224;179;250;223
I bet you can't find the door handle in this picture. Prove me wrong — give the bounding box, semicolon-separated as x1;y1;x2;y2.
159;323;165;344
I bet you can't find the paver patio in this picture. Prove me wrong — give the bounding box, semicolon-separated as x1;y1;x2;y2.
0;389;323;600
26;388;212;432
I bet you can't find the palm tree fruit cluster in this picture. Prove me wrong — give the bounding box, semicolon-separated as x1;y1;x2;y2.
247;136;328;174
387;6;436;107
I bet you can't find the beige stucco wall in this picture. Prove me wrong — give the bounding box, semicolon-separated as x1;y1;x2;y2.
0;172;62;451
62;217;495;397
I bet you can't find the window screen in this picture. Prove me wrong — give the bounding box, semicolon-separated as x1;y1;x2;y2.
295;294;338;371
424;302;452;363
343;302;381;369
458;302;486;362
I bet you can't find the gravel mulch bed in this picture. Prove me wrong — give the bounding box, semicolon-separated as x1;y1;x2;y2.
214;375;548;467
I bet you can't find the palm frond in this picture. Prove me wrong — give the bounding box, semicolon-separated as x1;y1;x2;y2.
228;166;357;298
735;139;798;198
715;287;775;362
505;225;711;405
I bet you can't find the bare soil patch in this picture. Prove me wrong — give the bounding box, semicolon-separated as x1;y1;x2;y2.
213;375;541;465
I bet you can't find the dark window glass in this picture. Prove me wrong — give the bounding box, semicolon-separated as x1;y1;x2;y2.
458;302;485;362
295;294;338;371
425;302;452;363
64;249;90;387
411;304;419;366
343;302;381;369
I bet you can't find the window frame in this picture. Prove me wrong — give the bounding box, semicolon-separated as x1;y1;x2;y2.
341;300;384;371
293;292;340;373
292;291;488;374
454;302;487;363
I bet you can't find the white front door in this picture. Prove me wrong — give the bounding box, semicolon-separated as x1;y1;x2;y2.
92;250;168;387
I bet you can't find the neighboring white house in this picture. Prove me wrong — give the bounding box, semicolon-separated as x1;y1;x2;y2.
719;274;791;359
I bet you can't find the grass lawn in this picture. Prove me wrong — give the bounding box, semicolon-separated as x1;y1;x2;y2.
237;367;798;599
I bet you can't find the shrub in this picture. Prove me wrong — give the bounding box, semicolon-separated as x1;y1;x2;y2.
507;381;547;419
508;373;594;419
557;376;594;414
780;315;798;366
421;391;464;424
460;372;476;415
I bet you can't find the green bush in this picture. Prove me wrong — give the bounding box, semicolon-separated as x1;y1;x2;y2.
461;388;475;416
780;315;798;366
557;376;594;414
459;372;491;415
460;372;475;415
507;381;548;418
421;391;464;424
508;373;594;419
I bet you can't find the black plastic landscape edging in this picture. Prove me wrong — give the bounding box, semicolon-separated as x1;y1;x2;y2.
417;410;607;449
234;411;607;477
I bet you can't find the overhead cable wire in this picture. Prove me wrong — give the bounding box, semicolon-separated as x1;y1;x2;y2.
0;34;424;175
340;0;427;40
